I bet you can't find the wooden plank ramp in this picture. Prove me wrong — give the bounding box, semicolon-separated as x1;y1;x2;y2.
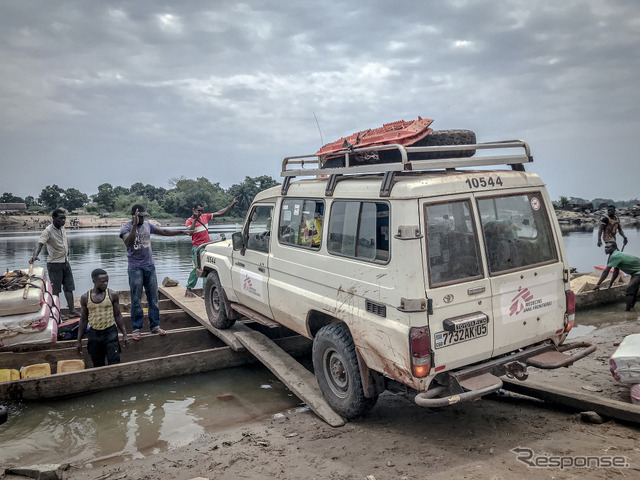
159;284;346;427
502;379;640;425
159;285;244;351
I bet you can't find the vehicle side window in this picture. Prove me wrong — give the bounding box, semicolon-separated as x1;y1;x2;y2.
245;205;273;253
328;201;390;262
478;193;558;274
278;199;324;249
426;200;483;286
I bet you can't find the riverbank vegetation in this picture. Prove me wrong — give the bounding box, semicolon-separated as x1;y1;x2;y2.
1;175;279;221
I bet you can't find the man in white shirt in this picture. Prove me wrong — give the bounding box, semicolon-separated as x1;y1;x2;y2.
30;208;80;318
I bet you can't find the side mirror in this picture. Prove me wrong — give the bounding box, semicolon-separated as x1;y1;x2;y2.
232;232;245;252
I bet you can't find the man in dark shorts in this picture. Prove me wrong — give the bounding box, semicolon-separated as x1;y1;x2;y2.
76;269;129;367
593;242;640;311
30;208;81;318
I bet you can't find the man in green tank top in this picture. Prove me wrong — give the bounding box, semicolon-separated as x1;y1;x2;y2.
76;269;129;366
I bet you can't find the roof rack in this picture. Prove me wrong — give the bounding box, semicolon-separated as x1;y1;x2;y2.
280;140;533;197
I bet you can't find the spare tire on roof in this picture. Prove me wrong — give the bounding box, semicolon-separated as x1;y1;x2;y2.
410;129;476;160
320;128;477;167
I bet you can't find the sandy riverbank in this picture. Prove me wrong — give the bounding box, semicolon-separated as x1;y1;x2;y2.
56;310;640;480
0;214;183;231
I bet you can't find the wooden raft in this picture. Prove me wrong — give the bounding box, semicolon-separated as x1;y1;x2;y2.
159;284;345;427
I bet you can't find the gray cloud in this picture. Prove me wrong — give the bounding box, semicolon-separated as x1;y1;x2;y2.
1;0;639;201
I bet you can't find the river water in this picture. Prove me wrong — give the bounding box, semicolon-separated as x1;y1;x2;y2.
1;226;639;466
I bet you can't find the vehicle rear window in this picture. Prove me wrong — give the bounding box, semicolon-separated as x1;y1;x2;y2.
328;201;390;262
425;200;483;286
478;193;558;274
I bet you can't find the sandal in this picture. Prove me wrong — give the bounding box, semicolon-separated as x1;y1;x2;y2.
184;290;197;298
132;331;141;341
153;327;166;336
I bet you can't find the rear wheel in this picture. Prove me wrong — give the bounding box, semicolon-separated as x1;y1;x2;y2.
312;323;378;419
203;271;237;329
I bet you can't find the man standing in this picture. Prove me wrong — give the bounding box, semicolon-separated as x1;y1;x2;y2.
593;242;640;311
185;199;238;297
30;208;81;318
120;204;190;340
76;269;129;366
597;205;628;248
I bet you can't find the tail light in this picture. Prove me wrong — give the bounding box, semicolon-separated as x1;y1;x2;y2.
564;290;575;333
410;326;431;377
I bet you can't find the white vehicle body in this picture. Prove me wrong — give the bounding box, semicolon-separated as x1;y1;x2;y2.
198;139;594;418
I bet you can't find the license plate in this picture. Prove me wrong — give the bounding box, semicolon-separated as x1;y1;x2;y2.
434;324;488;349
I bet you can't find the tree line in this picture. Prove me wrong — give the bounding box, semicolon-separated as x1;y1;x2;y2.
1;175;280;219
555;196;640;210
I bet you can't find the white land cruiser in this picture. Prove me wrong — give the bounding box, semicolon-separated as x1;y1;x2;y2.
197;133;595;419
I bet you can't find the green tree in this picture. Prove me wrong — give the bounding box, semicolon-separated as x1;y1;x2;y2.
38;185;65;210
0;192;25;203
163;177;232;217
227;176;280;214
63;188;89;211
559;196;569;209
92;183;116;211
113;186;130;197
130;182;167;203
24;196;35;206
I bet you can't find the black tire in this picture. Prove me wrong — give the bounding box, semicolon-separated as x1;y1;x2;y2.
203;272;237;329
411;129;476;159
0;405;7;425
312;323;378;419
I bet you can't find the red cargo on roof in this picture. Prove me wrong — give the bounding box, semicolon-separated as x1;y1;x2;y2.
316;116;434;157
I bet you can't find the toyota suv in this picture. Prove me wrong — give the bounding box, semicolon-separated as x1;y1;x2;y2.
197;130;594;419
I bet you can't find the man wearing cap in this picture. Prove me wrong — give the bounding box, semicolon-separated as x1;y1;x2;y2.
593;241;640;311
120;204;190;340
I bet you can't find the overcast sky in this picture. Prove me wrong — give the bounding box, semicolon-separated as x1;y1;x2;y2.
1;0;639;202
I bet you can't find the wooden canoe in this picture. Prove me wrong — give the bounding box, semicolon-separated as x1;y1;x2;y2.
0;289;312;401
571;271;628;310
575;284;628;310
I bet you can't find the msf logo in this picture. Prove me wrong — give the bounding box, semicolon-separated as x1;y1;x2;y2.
510;287;534;316
243;276;253;291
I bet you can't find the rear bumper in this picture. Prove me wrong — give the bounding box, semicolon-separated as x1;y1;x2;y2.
414;340;596;408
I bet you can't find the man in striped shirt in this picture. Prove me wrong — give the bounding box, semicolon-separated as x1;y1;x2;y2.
76;269;129;367
185;199;238;297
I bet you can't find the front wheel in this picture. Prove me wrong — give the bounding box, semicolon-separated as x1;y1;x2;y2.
312;323;378;419
203;272;237;329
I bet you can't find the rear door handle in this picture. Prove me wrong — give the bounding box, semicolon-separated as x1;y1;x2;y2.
236;262;245;268
467;286;485;295
258;267;265;273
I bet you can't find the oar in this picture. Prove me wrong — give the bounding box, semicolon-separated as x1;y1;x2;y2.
22;263;34;299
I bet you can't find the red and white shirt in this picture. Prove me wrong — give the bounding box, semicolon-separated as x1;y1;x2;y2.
186;213;213;247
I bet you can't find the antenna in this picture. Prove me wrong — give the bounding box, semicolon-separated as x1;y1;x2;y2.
313;112;324;148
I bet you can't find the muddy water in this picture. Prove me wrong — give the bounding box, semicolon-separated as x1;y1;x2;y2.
568;303;640;340
0;366;305;466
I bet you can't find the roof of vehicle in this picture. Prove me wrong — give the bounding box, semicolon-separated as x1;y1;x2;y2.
253;169;545;202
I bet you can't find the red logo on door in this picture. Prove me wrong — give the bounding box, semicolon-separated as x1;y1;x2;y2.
243;276;253;291
510;287;534;316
